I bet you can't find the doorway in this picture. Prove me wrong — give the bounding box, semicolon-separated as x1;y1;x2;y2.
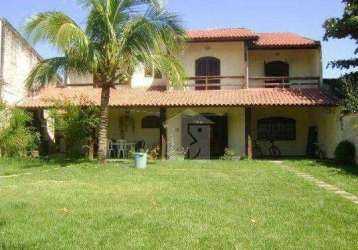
195;57;221;90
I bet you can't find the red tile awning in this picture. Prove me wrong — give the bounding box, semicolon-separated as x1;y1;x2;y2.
19;86;338;109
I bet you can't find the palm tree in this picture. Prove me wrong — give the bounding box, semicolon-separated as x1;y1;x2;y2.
25;0;186;163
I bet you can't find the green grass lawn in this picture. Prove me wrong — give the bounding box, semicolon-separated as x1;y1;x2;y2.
286;159;358;195
0;158;357;249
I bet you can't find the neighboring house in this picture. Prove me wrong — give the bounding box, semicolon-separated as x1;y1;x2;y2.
0;18;42;105
20;28;346;160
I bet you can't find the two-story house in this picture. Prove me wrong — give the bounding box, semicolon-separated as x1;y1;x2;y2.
20;28;340;159
0;18;42;105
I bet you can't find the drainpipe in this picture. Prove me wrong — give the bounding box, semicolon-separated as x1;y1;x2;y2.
319;43;323;87
0;19;5;102
244;42;249;88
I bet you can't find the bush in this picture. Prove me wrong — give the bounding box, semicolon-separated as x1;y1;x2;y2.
334;140;356;164
49;97;100;158
220;148;237;160
0;104;39;157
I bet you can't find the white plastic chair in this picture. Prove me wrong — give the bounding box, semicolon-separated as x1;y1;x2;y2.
108;140;115;158
117;140;126;158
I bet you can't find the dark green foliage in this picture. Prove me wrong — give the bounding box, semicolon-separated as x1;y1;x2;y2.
0;104;39;157
220;148;237;160
340;73;358;113
335;140;356;164
325;73;358;113
50;99;100;157
323;0;358;70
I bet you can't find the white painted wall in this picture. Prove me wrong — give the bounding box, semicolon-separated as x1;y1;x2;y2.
0;19;41;105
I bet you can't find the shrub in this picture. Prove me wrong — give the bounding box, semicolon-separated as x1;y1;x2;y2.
334;140;356;164
49;97;100;158
0;104;39;157
220;148;237;160
149;145;160;160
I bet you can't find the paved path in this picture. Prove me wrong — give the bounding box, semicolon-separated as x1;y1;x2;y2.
272;161;358;205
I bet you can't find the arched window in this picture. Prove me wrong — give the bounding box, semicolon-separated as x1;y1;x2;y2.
257;117;296;141
141;116;160;128
195;57;221;90
265;61;289;84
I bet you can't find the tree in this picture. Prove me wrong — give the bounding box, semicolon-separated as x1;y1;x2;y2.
0;103;39;157
24;0;186;163
323;0;358;70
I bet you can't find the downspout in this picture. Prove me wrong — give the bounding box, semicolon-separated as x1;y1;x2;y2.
244;41;249;88
318;43;323;87
0;19;5;101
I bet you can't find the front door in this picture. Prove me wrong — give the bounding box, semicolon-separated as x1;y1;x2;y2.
182;114;228;159
195;57;221;90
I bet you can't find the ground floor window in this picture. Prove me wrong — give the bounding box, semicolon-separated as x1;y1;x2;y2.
257;117;296;140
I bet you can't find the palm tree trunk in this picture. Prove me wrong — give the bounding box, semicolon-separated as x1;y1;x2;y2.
98;85;111;163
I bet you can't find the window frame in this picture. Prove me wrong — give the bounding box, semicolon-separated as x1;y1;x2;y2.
257;117;296;141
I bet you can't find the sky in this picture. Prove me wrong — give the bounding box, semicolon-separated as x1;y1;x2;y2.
0;0;355;78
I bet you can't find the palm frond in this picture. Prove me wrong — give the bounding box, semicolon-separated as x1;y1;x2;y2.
25;57;67;91
25;12;89;54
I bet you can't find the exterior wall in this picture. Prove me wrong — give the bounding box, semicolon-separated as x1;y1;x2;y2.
248;48;321;87
66;43;322;90
108;108;160;148
166;107;246;158
337;114;358;163
251;106;341;158
66;72;93;85
125;41;247;89
251;107;311;156
0;19;41;105
180;42;246;89
309;107;340;159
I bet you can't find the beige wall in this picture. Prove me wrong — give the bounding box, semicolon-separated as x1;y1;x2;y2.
108;108;160;148
166;107;246;158
0;20;41;105
337;114;358;163
180;42;246;89
251;106;340;157
67;43;322;90
248;49;321;88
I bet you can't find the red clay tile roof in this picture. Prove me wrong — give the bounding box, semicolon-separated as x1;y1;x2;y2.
186;29;320;48
187;28;259;42
19;86;338;108
253;32;320;48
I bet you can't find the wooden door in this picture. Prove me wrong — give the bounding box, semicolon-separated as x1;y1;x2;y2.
195;57;221;90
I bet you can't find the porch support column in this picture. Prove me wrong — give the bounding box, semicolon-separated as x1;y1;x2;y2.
245;107;253;160
159;107;167;160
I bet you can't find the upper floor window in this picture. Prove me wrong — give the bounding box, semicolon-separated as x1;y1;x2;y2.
265;61;289;84
195;57;221;90
144;64;163;79
144;64;153;77
257;117;296;141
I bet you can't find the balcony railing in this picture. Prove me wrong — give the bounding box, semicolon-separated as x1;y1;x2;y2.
183;76;321;90
249;76;321;88
185;75;245;90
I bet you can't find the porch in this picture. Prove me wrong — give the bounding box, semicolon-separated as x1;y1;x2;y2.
107;105;339;160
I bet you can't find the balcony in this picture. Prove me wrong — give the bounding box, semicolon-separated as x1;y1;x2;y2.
249;76;321;88
183;76;321;90
184;75;245;90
